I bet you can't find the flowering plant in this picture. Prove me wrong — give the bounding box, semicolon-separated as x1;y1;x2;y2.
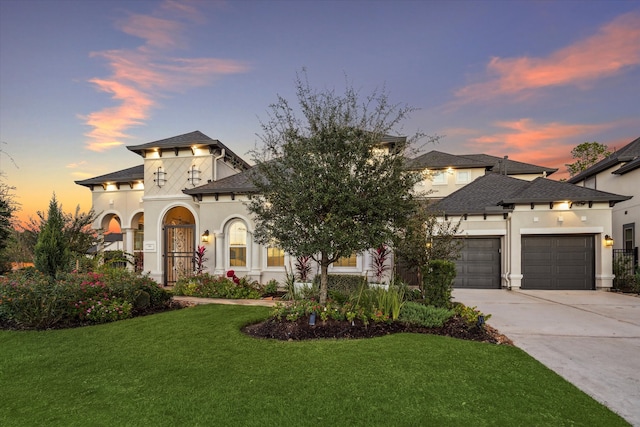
194;245;208;275
295;256;312;282
226;270;240;284
370;245;391;283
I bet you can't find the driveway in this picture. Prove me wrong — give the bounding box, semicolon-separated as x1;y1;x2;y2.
452;289;640;426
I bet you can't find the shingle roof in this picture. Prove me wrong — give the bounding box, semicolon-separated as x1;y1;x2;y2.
406;150;557;176
126;130;250;169
183;168;259;196
432;174;631;215
75;165;144;188
568;136;640;183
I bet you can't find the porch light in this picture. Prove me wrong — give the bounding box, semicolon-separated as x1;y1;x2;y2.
604;235;614;247
201;230;210;243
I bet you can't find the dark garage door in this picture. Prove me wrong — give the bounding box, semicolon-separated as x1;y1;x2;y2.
521;235;594;290
454;238;501;289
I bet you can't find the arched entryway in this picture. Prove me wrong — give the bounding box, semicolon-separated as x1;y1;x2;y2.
163;206;196;286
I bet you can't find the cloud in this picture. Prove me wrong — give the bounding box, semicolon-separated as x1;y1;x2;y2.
66;161;87;169
83;0;249;152
462;118;617;179
453;11;640;105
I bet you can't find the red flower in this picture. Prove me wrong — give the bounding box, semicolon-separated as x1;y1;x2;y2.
226;270;235;278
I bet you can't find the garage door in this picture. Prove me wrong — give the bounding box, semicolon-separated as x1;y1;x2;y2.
521;235;594;290
454;238;501;289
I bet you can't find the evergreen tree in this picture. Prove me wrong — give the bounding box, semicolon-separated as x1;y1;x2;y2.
34;194;71;277
249;71;422;303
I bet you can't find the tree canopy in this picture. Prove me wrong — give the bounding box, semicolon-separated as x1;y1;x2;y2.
565;141;611;177
248;72;422;303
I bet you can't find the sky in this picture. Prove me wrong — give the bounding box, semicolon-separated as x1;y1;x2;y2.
1;0;639;226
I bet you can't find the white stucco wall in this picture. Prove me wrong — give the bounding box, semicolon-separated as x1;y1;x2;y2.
449;201;615;290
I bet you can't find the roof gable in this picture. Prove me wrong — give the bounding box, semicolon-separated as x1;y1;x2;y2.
433;174;631;215
126;130;250;169
407;150;557;176
75;165;144;188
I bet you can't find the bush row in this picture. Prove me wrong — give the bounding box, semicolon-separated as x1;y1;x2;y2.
0;268;171;330
173;272;264;299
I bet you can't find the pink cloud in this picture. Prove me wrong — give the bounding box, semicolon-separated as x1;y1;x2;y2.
464;119;617;179
83;0;249;151
454;11;640;104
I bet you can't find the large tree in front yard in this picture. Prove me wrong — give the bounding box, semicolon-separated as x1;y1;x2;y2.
248;72;422;303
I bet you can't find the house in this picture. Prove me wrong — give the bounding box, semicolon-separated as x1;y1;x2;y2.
568;136;640;284
406;150;557;200
76;130;631;290
568;136;640;254
432;173;629;290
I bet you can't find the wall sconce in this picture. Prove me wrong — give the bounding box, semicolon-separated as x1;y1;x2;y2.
604;235;614;247
201;230;210;243
154;167;166;187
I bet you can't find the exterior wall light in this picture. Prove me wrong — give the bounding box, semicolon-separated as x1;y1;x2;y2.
201;230;210;243
154;167;166;187
604;235;614;247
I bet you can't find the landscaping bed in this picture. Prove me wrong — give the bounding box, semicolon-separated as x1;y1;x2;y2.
243;314;513;344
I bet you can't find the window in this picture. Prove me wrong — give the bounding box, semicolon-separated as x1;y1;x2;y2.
432;171;446;185
456;171;470;184
334;253;357;268
623;223;635;250
267;246;285;267
229;220;247;267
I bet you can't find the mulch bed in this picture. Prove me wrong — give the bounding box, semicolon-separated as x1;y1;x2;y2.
242;315;513;345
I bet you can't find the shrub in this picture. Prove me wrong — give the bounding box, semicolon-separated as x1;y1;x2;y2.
0;271;71;329
0;269;170;329
422;259;456;308
314;274;366;302
453;303;491;327
173;273;263;299
264;279;279;296
399;302;454;328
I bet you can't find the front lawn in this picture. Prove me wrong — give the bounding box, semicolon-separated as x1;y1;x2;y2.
0;304;628;426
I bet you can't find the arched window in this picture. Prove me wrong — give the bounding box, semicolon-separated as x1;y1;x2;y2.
228;220;247;267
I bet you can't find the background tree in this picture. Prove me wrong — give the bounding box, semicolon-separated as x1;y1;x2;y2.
565;141;612;177
394;201;463;296
249;72;423;303
0;183;19;273
34;194;71;277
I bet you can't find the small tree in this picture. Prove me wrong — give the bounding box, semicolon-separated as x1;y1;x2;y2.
248;71;423;303
395;201;463;296
565;141;611;177
34;194;71;277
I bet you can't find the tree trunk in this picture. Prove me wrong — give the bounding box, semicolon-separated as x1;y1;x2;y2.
319;252;329;304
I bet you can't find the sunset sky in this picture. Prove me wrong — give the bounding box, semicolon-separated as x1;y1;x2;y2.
1;0;639;225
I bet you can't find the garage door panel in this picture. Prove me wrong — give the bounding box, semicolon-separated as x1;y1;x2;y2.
454;238;501;289
522;235;594;290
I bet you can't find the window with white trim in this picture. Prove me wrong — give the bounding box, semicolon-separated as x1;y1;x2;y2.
432;171;446;185
228;220;247;267
267;246;285;267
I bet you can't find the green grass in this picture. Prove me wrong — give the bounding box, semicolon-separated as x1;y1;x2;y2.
0;304;628;426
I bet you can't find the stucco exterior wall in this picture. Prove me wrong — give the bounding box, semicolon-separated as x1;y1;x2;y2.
449;201;614;290
572;166;638;250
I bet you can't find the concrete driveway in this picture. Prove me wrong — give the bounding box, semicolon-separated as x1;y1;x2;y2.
452;289;640;426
